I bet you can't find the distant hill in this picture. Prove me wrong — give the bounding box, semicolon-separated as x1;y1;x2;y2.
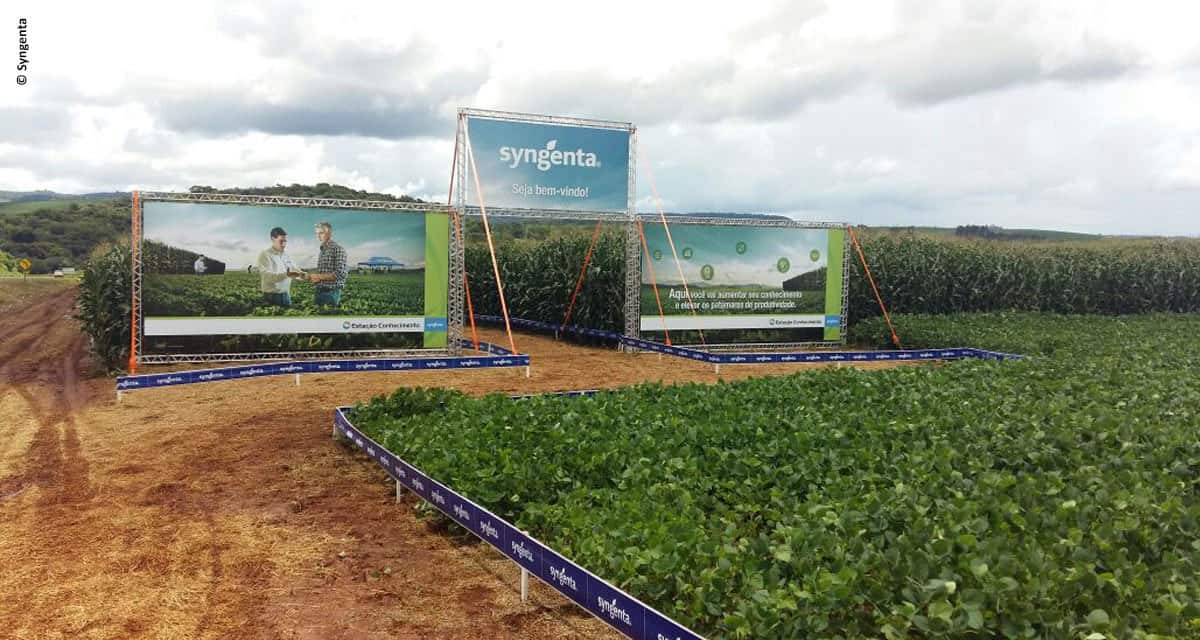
0;190;129;203
188;183;423;203
0;183;427;274
871;225;1104;242
0;196;130;273
950;224;1102;241
679;211;792;221
0;184;421;204
0;199;86;216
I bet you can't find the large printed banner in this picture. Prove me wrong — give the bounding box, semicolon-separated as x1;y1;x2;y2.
142;201;449;350
465;116;631;212
640;223;846;341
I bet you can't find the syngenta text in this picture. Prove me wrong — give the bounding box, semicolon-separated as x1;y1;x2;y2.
17;18;29;85
499;139;600;171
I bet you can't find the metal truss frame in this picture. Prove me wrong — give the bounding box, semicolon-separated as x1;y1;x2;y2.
636;215;847;229
455;108;641;347
134;192;462;364
693;341;845;352
133;115;854;362
131;194;144;363
459;206;631;222
140;191;454;213
622;128;641;341
450;107;852;353
447;119;467;355
458;107;634;132
139;347;435;365
840;228;851;338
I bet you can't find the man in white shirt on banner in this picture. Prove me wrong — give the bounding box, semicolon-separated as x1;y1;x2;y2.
256;227;303;307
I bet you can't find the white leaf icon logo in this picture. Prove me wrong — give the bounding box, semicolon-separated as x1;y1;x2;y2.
546;139;557;151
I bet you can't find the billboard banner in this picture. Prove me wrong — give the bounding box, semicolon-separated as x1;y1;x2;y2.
639;223;846;342
465;116;631;212
141;200;448;350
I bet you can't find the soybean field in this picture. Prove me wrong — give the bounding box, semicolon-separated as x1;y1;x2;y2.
352;313;1200;640
143;271;425;317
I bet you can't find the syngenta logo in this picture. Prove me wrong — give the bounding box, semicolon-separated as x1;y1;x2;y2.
499;139;601;171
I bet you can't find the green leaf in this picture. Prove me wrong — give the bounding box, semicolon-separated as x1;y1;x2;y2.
771;545;792;564
965;606;984;630
1087;609;1110;629
928;600;954;622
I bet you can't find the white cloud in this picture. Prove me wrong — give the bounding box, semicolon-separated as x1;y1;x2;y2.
1;1;1199;234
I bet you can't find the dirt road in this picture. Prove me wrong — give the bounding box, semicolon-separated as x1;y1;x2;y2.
0;286;902;639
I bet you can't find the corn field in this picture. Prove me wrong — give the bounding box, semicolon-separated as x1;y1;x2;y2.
847;233;1200;320
465;230;627;332
466;227;1200;330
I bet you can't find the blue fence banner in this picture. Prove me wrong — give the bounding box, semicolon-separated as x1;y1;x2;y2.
539;546;590;608
476;315;626;342
511;389;599;400
586;576;645;638
117;344;530;393
460;338;517;356
335;406;709;640
472;314;1026;366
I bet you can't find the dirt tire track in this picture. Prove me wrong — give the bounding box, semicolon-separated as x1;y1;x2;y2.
0;289;96;507
53;333;95;505
0;287;79;366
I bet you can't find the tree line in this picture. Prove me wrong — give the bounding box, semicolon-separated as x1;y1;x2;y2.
188;183;424;202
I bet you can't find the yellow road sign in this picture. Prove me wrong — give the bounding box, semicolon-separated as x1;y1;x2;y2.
18;258;31;273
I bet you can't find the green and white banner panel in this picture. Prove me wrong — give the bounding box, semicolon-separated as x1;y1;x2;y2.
140;199;449;355
639;222;846;344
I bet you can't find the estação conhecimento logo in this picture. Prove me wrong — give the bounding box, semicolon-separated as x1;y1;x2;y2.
499;139;601;171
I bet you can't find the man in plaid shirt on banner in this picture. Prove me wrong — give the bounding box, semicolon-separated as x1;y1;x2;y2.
308;221;348;307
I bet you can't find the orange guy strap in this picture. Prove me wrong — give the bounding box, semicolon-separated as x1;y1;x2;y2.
128;190;140;374
642;153;705;345
638;221;672;344
464;126;519;355
446;119;479;350
560;220;603;332
848;226;901;349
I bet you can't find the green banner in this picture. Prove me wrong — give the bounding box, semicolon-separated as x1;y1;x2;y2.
824;228;845;341
423;213;449;348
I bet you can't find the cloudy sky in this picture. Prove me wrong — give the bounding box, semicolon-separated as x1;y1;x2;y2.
3;1;1199;235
